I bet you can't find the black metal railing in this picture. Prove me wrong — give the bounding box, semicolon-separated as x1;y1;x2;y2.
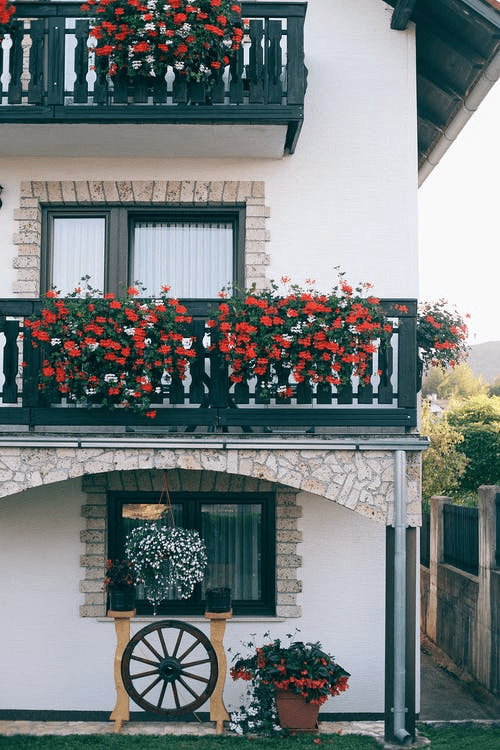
0;2;307;152
420;511;430;568
0;298;417;432
443;504;479;576
496;493;500;569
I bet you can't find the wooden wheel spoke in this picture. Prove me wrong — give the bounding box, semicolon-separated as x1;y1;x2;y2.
139;675;163;698
157;679;168;709
129;667;159;680
172;628;184;658
180;657;212;669
158;627;169;658
178;676;204;700
130;654;160;667
171;680;181;708
179;669;210;684
177;638;201;662
142;636;163;661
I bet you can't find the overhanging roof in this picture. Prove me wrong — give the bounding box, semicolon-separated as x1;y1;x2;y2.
386;0;500;182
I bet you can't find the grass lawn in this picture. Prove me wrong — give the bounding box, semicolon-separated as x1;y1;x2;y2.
1;728;500;749
0;737;378;750
418;724;500;749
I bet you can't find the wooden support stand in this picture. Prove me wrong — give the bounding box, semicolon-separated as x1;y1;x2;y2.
205;610;233;734
108;609;135;733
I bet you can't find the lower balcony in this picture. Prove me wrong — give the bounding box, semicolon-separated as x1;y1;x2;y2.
0;2;307;158
0;298;417;436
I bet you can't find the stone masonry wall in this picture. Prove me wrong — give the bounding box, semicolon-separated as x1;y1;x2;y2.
13;180;271;296
79;468;302;618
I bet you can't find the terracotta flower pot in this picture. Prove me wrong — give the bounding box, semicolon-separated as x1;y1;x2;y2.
275;690;320;732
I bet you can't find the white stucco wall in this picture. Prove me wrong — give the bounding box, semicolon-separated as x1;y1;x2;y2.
0;0;418;301
0;480;385;714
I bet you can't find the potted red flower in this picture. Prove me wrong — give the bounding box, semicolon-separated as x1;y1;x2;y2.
0;0;15;42
210;274;392;400
104;559;136;612
25;280;195;418
231;636;350;733
81;0;243;82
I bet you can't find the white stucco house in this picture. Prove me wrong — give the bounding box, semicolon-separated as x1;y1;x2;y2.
0;0;499;744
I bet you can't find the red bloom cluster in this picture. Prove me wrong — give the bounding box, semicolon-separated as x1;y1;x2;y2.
417;299;469;370
210;276;391;398
0;0;15;40
81;0;243;81
25;284;195;417
231;637;350;706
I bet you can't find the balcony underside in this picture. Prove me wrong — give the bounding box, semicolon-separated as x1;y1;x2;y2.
0;120;293;159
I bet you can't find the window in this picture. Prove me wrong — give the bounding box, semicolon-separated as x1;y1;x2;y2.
108;491;276;616
43;207;245;305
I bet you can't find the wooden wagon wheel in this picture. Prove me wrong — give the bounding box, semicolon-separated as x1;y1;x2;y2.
121;619;218;717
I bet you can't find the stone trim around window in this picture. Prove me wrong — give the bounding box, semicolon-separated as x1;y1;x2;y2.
80;469;302;619
13;180;270;297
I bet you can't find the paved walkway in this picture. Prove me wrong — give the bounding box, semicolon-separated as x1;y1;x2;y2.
420;635;500;723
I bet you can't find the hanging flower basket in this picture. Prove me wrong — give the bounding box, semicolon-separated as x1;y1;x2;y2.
125;522;208;612
209;274;392;399
24;281;195;418
0;0;16;42
81;0;244;82
416;299;469;371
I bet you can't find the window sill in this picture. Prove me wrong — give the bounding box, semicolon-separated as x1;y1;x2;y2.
97;615;285;623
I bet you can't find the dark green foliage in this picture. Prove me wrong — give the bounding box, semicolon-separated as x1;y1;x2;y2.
446;395;500;494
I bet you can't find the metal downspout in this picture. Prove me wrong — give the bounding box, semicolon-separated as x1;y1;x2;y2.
393;450;411;744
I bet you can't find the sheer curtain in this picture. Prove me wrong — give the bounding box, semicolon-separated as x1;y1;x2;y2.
201;503;261;600
131;221;233;297
52;217;106;295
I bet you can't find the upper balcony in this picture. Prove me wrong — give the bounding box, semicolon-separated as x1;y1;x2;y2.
0;2;307;158
0;298;417;439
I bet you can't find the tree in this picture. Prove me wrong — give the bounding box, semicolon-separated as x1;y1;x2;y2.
434;364;488;399
446;395;500;493
421;367;446;398
420;401;468;508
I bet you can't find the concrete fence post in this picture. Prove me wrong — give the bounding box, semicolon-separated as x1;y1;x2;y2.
428;496;449;642
475;485;498;690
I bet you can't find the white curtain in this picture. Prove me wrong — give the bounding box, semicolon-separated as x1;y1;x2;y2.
201;503;261;600
52;217;106;295
131;221;233;297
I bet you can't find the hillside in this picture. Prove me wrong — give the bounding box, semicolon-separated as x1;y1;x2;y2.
468;341;500;384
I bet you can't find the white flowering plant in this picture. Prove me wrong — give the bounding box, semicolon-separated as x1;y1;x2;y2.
125;521;208;612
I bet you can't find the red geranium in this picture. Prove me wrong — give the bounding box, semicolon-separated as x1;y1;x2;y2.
209;274;392;399
0;0;15;40
82;0;243;81
25;280;195;417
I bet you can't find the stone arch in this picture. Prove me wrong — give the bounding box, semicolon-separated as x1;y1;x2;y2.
80;467;302;618
0;444;399;523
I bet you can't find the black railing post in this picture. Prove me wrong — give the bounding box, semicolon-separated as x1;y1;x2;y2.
47;16;65;105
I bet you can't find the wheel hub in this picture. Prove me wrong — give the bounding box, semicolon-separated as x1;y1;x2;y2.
158;656;182;683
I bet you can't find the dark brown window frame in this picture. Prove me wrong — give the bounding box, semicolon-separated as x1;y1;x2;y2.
107;490;276;617
41;205;246;310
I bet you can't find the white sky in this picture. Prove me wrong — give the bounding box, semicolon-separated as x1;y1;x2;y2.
418;79;500;345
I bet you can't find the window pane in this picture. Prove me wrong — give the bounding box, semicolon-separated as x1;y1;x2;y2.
52;217;105;295
131;221;233;297
201;503;262;600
